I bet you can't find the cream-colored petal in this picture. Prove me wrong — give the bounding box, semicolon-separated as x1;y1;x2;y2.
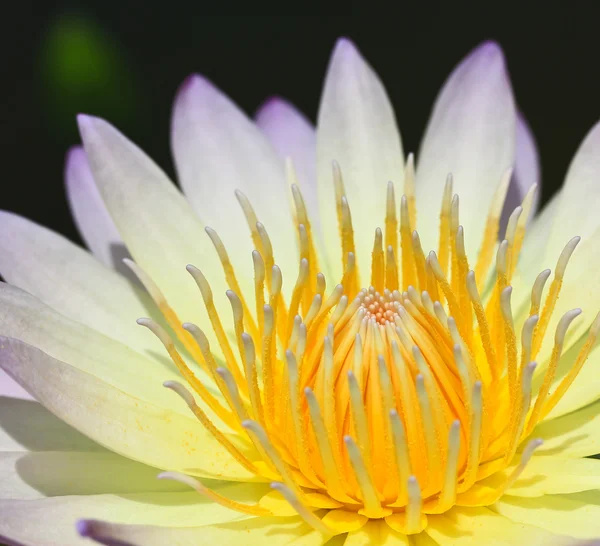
416;41;516;258
533;398;600;458
0;397;101;453
0;451;189;499
0;283;192;412
0;337;257;480
0;211;157;354
506;455;600;497
345;519;409;545
495;492;600;539
426;505;574;545
171;76;298;298
64;145;131;277
317;38;404;281
0;483;271;546
78;115;228;347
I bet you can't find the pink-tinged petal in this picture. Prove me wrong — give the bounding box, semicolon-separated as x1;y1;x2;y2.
171;75;298;298
65;146;132;278
317;38;404;280
502;113;541;228
417;41;517;258
255;97;318;222
0;370;32;400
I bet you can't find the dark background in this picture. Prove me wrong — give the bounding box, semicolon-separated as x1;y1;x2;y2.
4;6;600;246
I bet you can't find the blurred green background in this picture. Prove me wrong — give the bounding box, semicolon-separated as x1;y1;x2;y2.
5;7;600;245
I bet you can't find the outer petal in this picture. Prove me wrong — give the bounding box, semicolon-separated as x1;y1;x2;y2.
507;455;600;497
0;337;257;480
65;146;131;277
494;492;600;539
0;211;156;354
73;516;319;546
0;484;270;546
78;115;228;349
345;519;409;545
317;38;404;281
502;113;541;227
416;41;516;258
171;76;297;297
425;505;574;545
0;396;101;453
532;121;600;364
255;97;318;224
0;282;189;411
545;121;600;257
533;398;600;458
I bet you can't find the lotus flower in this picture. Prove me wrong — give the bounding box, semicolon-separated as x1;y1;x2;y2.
2;38;600;545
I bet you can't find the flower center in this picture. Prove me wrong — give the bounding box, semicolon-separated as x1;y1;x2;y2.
133;157;599;538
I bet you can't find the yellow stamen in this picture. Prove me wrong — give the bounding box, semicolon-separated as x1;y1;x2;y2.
159;471;270;515
132;169;597;533
531;237;580;359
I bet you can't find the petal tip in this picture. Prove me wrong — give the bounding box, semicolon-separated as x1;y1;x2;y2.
176;73;215;99
76;114;111;139
468;40;506;70
255;95;288;121
65;144;84;165
334;36;358;57
76;519;92;537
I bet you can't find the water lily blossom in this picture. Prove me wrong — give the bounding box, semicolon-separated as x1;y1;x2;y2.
3;38;600;545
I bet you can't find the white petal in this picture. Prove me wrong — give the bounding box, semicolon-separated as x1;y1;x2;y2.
317;38;404;281
0;336;257;480
417;41;516;257
0;282;195;413
501;113;541;228
255;96;318;221
0;483;270;546
171;76;297;296
0;211;156;354
65;146;132;277
531;122;600;365
545;120;600;250
78;115;228;347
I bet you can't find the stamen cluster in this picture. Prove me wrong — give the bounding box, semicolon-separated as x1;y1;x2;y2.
133;157;599;537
